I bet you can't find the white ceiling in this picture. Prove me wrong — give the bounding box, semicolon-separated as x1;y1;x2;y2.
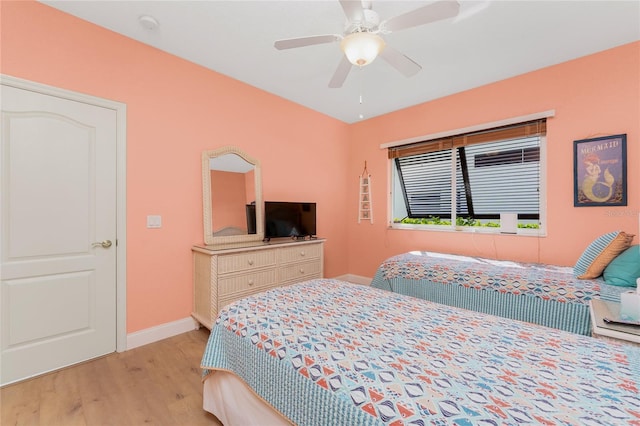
41;1;640;124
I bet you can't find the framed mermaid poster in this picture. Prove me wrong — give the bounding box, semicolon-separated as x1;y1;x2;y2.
573;134;627;207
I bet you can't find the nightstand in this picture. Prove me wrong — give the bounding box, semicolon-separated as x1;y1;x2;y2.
589;298;640;346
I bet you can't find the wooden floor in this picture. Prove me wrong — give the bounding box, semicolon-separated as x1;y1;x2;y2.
1;328;223;426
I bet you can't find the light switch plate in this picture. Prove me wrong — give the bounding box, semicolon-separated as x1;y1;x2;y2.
147;215;162;228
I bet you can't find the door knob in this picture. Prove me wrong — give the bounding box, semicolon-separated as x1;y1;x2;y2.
92;240;112;249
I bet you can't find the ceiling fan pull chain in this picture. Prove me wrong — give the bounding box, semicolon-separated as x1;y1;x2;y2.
359;66;363;104
359;67;365;120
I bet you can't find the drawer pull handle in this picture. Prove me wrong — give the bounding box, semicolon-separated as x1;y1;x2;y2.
300;251;305;257
248;259;254;266
248;279;254;286
299;268;305;274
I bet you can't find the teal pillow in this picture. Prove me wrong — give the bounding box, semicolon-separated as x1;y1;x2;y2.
603;245;640;287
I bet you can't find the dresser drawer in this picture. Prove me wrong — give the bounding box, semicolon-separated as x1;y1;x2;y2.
218;269;278;297
278;243;321;264
218;250;277;274
279;260;322;283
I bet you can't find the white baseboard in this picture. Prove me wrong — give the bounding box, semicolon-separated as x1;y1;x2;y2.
333;274;372;286
125;316;199;351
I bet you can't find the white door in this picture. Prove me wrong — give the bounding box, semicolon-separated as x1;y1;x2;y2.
1;84;117;385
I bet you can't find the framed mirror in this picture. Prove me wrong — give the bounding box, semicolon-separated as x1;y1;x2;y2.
202;146;263;245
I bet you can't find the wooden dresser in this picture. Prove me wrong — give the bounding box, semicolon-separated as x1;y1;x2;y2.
192;238;324;329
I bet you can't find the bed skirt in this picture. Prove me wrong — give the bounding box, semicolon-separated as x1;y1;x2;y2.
371;270;593;335
203;371;290;425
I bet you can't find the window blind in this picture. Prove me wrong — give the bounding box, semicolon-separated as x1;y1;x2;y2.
396;150;453;217
459;137;540;219
394;136;541;220
388;119;546;159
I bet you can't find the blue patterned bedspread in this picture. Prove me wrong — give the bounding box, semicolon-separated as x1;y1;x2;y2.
202;279;640;426
376;251;608;304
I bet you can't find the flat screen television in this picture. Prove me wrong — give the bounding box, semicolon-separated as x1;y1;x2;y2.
264;201;316;239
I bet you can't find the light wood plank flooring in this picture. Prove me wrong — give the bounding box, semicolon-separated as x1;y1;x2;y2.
1;328;222;426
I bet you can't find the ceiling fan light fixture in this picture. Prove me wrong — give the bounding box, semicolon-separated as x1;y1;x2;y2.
341;32;385;67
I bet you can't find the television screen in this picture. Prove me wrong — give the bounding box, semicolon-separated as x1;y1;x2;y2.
265;201;316;239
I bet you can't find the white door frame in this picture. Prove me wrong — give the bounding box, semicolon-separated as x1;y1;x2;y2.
1;74;128;352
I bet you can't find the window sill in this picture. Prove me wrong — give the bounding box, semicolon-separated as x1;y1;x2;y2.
389;223;545;237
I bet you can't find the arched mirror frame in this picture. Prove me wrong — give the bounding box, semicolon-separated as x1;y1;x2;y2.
202;146;264;245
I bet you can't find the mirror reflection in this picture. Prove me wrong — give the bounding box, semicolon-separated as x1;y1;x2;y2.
210;155;255;236
202;147;263;245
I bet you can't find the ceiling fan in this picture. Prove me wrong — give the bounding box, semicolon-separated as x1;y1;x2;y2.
274;0;460;88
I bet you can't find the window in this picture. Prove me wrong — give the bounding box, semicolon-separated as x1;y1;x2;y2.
390;119;546;232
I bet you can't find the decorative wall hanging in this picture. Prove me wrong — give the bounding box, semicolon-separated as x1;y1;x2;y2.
573;134;627;207
358;161;373;223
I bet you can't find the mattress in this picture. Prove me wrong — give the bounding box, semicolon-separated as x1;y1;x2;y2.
201;278;640;425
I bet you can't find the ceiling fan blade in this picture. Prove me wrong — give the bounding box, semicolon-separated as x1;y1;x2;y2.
379;46;422;78
274;35;341;50
329;56;353;88
382;0;460;32
339;0;365;24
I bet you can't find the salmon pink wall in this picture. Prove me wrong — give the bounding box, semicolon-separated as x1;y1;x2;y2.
347;42;640;277
245;171;256;205
1;1;350;333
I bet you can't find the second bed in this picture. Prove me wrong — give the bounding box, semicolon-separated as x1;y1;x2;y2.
370;251;627;335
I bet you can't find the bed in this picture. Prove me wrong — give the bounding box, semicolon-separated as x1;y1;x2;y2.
201;278;640;425
370;251;629;336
